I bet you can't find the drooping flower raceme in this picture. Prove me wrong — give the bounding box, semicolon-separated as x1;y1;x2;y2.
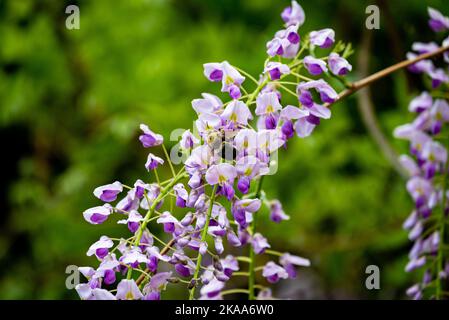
75;1;352;300
395;7;449;300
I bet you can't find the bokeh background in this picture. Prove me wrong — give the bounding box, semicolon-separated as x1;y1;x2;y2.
0;0;447;299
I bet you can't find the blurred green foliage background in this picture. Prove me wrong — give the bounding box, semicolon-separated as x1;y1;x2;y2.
0;0;447;299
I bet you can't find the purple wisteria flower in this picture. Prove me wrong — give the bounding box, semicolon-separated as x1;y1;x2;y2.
221;100;253;127
281;1;305;27
145;153;164;171
205;163;237;200
328;52;352;76
139;124;163;148
235;156;268;194
252;233;270;254
297;79;338;106
279;253;310;278
76;284;117;300
116;279;144;300
264;62;290;80
303;56;327;75
262;262;288;283
117;210;143;233
204;61;245;99
157;211;183;234
93;181;123;202
232;199;261;228
200;278;225;299
180;130;200;150
310;28;335;48
87;236;114;259
428;7;449;32
121;247;149;267
269;200;290;223
83;204;113;225
143;271;172;300
192;93;223;115
408;92;432;113
256;92;283;129
412;42;439;54
267;24;300;59
173;183;189;208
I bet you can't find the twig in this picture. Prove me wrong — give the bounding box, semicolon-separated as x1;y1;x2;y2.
327;45;449;108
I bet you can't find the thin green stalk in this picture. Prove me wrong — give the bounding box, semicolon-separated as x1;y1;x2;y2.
162;144;176;177
278;84;298;98
232;272;250;277
265;249;283;257
189;184;218;300
235;66;260;85
154;169;161;185
221;289;250;296
290;72;314;82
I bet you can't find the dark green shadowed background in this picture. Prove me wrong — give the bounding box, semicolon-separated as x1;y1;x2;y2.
0;0;446;299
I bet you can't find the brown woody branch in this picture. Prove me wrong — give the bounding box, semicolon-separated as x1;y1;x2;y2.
327;45;449;108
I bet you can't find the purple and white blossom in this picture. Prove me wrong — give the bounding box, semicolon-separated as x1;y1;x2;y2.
116;279;144;300
83;204;113;225
303;56;327;75
262;262;289;283
269;200;290;223
267;24;300;59
252;233;270;254
204;61;245;99
264;62;290;80
145;153;164;171
93;181;123;202
87;236;114;259
328;52;352;76
117;210;143;233
428;7;449;32
180;130;200;150
310;28;335;48
139;124;164;148
281;1;305;27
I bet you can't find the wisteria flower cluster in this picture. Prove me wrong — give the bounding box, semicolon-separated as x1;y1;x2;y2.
75;1;353;300
395;7;449;300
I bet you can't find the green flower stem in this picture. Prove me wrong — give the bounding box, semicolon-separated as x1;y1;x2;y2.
162;144;176;178
277;84;298;98
154;168;161;185
232;272;250;277
265;249;284;257
221;289;250;296
189;184;218;300
235;66;260;85
236;256;251;263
